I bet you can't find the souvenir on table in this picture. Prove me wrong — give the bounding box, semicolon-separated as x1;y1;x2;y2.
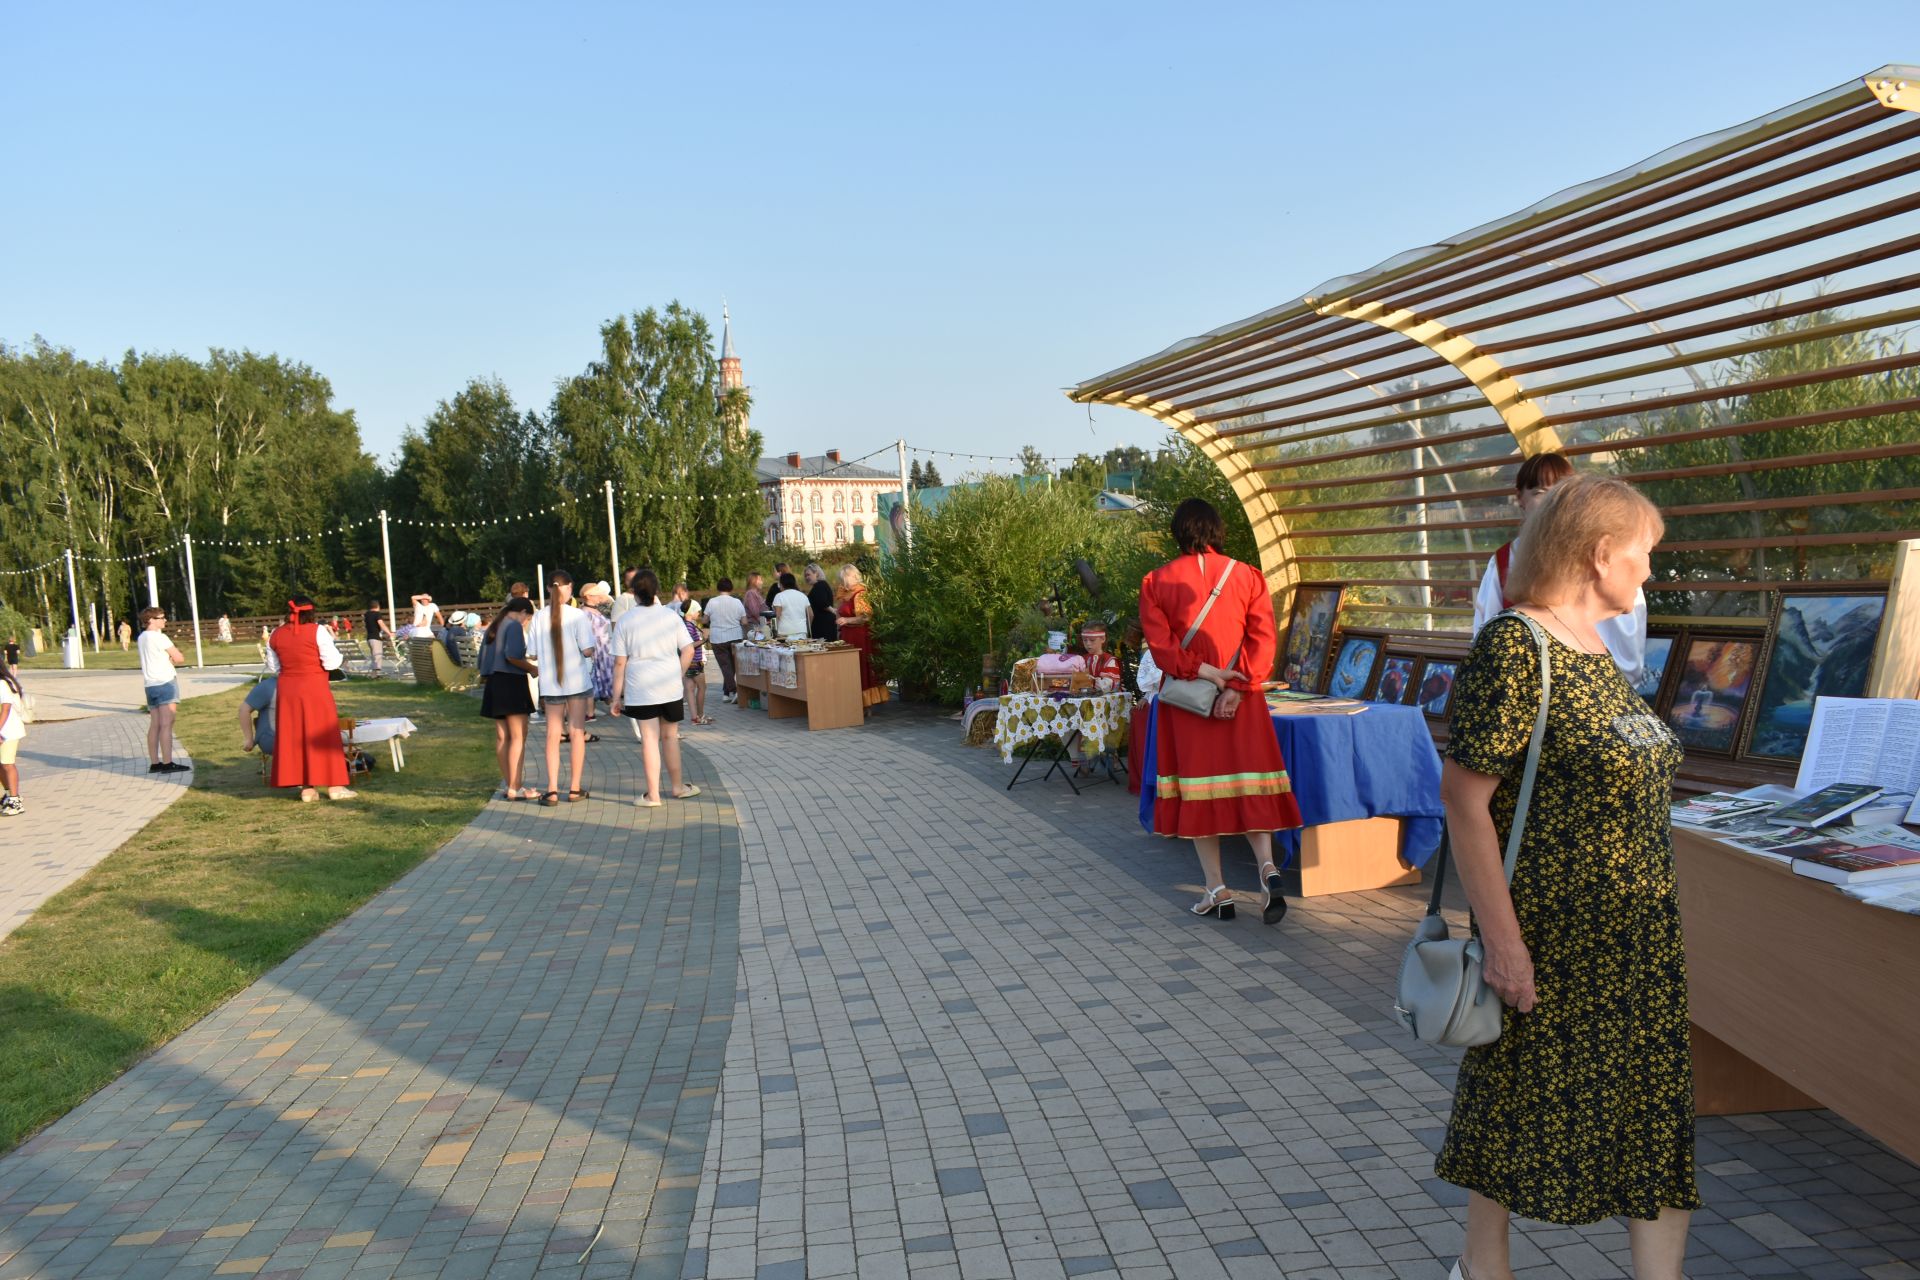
1280;584;1344;694
1323;630;1387;700
1370;654;1418;705
1663;632;1762;756
1415;659;1460;719
1742;589;1888;764
1635;629;1681;706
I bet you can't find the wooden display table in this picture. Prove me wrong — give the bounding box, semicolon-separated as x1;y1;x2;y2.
1673;827;1920;1164
736;644;865;731
1296;817;1420;896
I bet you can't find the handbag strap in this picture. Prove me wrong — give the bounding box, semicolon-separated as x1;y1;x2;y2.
1425;610;1554;916
1179;557;1238;650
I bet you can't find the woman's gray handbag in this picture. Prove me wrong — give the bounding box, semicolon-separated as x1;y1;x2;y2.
1392;612;1552;1049
1157;557;1240;718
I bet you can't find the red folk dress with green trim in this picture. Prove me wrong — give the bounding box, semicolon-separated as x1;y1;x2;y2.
1139;551;1302;839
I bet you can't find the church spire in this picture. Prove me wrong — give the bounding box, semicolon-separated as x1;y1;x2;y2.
718;301;748;440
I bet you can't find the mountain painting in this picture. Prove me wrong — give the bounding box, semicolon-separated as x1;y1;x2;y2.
1746;593;1886;761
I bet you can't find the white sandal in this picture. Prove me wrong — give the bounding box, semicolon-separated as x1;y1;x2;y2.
1190;885;1235;921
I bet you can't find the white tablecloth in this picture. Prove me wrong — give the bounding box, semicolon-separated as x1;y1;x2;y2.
348;717;418;744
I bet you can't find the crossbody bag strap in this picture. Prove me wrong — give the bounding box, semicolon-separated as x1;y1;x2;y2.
1424;609;1554;916
1179;556;1238;650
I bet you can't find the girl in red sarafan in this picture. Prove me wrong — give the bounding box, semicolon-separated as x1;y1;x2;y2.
1140;499;1301;925
267;595;356;802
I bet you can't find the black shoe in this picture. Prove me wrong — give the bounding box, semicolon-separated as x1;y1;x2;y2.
163;762;191;773
148;762;165;773
1260;862;1288;926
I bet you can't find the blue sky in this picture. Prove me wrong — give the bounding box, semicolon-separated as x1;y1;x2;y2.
3;2;1913;471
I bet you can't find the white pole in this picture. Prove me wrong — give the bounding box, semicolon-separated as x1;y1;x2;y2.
379;510;397;625
605;479;621;590
184;533;205;669
894;438;913;550
537;563;546;611
63;548;83;669
145;565;160;609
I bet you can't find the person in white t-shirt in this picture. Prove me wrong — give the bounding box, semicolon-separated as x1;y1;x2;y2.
772;572;810;640
1470;452;1648;684
523;570;598;805
702;579;749;704
611;568;701;807
0;665;27;817
137;606;190;774
410;592;442;631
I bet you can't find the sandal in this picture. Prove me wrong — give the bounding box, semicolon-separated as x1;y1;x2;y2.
635;796;663;808
568;789;591;802
581;733;600;743
1259;861;1288;926
1190;885;1236;921
540;791;560;807
672;784;702;800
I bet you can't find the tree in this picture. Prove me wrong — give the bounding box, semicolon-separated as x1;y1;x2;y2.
908;459;925;489
549;303;759;587
921;460;942;488
1018;445;1049;477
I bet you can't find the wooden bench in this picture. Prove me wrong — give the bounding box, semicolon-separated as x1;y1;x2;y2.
407;636;478;691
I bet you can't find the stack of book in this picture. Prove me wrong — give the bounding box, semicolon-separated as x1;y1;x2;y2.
1671;783;1920;910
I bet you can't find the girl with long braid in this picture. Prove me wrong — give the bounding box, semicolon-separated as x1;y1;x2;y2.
525;569;598;806
265;595;355;801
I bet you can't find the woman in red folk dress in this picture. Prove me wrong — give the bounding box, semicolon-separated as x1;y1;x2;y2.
268;596;356;802
1140;499;1302;925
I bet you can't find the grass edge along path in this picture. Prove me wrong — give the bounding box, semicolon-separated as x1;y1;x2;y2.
0;680;496;1152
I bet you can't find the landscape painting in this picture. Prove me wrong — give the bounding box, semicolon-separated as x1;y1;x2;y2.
1664;636;1760;755
1636;634;1677;705
1745;592;1886;762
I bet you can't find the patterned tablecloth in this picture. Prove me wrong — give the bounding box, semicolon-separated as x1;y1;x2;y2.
992;691;1133;764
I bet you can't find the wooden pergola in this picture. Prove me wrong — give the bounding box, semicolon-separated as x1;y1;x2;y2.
1070;67;1920;644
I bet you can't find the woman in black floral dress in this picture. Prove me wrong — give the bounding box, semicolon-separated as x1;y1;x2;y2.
1438;476;1698;1280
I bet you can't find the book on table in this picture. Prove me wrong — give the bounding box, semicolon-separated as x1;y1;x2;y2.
1671;793;1780;830
1791;843;1920;886
1764;783;1886;829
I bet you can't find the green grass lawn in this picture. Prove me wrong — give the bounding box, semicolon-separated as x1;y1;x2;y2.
0;680;496;1152
14;646;259;672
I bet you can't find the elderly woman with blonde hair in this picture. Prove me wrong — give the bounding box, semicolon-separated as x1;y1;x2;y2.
1437;475;1696;1280
834;563;884;708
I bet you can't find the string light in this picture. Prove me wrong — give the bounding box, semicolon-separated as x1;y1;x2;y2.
0;555;63;578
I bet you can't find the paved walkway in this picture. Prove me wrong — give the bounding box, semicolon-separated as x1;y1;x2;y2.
18;667;255;724
0;685;1915;1278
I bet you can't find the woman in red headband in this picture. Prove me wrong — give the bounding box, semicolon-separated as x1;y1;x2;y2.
266;595;355;801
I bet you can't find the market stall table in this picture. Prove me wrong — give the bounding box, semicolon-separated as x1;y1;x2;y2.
993;690;1131;792
1674;826;1920;1163
1137;699;1443;895
735;641;865;731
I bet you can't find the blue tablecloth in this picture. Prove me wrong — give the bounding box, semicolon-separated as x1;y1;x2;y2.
1137;699;1444;868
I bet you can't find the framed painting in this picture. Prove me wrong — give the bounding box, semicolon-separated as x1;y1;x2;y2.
1369;653;1419;705
1742;589;1888;764
1635;628;1682;708
1280;584;1345;694
1663;632;1763;756
1322;629;1389;700
1415;659;1460;719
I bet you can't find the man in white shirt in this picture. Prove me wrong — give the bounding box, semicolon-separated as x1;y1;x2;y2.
772;573;811;640
702;579;749;704
137;606;190;773
410;593;441;631
1469;452;1648;683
